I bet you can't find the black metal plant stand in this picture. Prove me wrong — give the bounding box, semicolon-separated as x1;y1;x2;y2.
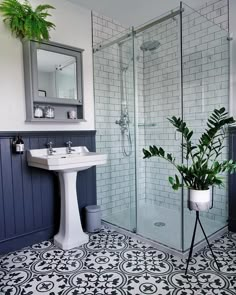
185;211;221;275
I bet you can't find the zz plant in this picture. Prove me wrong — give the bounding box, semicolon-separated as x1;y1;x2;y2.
0;0;55;42
143;108;236;191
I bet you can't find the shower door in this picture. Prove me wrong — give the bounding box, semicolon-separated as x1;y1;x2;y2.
93;29;137;232
93;3;230;253
94;12;184;250
135;11;183;251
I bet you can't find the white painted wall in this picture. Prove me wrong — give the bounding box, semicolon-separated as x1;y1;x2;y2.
0;0;94;131
229;0;236;116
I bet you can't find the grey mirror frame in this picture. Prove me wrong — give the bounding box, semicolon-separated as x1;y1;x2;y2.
23;40;84;112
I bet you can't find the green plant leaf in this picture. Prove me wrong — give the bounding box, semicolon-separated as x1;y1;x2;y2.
172;184;179;190
0;0;55;41
159;147;165;157
169;176;174;185
167;153;173;161
143;108;236;192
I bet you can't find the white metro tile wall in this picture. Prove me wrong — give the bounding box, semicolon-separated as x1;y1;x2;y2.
143;0;229;220
141;14;182;210
93;13;139;219
92;11;127;47
93;0;229;224
182;2;229;222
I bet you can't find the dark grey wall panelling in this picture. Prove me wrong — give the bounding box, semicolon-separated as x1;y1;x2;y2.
0;131;96;254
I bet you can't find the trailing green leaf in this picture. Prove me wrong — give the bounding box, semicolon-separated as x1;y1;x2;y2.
0;0;55;42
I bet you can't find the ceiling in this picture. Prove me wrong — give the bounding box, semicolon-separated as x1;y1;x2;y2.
69;0;208;27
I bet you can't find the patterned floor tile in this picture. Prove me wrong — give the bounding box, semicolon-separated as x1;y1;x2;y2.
0;229;235;295
124;275;172;295
120;248;172;275
31;248;85;275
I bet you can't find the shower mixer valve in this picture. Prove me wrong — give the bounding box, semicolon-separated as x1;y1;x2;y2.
115;113;133;157
115;115;130;132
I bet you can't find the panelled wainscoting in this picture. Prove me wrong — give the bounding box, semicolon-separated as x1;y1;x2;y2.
0;131;96;255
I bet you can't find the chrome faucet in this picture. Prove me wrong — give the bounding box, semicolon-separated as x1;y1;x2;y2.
66;141;75;154
115;112;130;133
47;141;56;155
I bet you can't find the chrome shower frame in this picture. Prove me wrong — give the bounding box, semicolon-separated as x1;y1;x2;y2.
93;5;185;246
115;30;161;157
115;42;133;157
93;8;182;53
93;1;231;255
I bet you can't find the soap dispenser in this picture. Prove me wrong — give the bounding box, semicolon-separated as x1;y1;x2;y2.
15;136;24;154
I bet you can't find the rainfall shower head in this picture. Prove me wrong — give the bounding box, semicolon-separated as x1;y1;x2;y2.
140;40;161;52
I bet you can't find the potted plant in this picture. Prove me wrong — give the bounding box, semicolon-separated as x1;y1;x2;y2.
0;0;55;42
143;107;236;211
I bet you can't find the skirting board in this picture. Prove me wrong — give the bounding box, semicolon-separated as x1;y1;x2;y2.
0;227;55;255
228;218;236;232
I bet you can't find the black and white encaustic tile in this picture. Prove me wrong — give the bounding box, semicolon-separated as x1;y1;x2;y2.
0;229;236;294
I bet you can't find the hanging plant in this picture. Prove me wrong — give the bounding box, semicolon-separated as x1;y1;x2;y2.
0;0;56;42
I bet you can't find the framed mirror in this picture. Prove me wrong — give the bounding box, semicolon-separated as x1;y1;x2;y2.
23;40;84;122
37;50;77;100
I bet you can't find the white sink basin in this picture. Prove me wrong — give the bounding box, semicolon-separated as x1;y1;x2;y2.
27;146;107;250
27;146;107;172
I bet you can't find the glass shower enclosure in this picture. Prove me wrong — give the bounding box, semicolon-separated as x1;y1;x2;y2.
93;2;230;253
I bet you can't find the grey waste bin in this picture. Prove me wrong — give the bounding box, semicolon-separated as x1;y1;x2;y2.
85;205;101;233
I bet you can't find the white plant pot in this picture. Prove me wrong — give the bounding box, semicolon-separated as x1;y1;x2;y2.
188;188;212;211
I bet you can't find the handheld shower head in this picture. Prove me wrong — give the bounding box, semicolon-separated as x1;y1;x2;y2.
121;56;140;72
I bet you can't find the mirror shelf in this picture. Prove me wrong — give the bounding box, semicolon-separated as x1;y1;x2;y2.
26;118;86;123
34;97;81;106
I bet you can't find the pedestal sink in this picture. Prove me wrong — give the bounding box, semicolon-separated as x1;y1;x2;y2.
27;146;107;250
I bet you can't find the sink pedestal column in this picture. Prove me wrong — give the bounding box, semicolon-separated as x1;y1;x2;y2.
54;171;89;250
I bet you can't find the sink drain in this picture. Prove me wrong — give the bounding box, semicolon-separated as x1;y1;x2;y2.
154;222;165;227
